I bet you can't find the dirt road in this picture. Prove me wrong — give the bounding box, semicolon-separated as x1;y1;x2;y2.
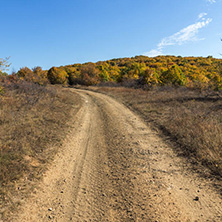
11;89;222;221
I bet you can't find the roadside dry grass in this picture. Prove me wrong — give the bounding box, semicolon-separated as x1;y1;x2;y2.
0;79;81;217
86;86;222;179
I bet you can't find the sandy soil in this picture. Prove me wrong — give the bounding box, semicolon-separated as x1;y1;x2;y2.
9;89;222;221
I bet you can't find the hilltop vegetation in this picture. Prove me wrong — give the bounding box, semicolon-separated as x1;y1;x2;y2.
14;55;222;90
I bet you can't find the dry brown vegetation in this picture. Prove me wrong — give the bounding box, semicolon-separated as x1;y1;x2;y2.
86;86;222;178
0;79;81;216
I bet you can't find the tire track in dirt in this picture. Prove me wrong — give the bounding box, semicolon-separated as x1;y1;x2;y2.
9;89;222;222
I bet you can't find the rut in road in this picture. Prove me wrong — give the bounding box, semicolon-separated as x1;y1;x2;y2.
11;89;222;222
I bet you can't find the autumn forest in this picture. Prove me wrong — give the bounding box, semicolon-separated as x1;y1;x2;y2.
1;55;222;90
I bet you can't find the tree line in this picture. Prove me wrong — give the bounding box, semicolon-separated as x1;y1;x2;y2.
5;55;222;90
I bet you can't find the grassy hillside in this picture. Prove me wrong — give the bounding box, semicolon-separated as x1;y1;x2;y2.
0;76;81;217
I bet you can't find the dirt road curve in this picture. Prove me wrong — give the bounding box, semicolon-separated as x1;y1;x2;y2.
12;89;222;221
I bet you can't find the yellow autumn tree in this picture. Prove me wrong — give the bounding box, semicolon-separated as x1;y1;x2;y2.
160;65;187;86
138;68;160;85
0;57;10;73
65;66;81;85
17;67;33;79
17;67;48;85
47;67;68;85
32;66;48;85
80;63;100;85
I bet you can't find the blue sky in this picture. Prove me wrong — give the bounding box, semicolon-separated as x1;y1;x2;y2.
0;0;221;72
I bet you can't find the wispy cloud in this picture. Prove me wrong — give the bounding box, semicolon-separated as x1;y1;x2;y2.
207;0;216;4
145;49;162;57
144;14;212;57
198;12;207;19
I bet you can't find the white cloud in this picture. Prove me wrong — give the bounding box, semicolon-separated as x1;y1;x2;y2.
144;14;212;57
145;49;163;57
198;12;207;19
207;0;216;3
158;18;212;48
